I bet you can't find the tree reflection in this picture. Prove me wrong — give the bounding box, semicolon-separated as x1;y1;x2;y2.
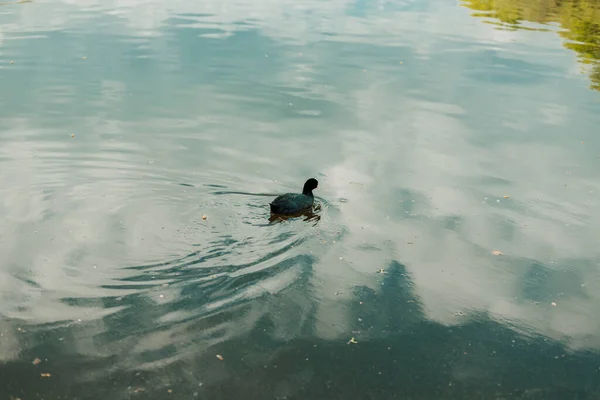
463;0;600;91
2;257;599;399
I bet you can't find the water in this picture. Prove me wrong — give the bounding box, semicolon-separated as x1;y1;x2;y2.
1;0;599;398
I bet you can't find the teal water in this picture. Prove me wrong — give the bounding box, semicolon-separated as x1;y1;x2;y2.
1;0;600;398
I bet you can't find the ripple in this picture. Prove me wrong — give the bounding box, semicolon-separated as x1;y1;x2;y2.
1;0;599;397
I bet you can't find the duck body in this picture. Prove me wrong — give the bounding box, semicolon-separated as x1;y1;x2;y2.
270;193;314;214
269;178;318;215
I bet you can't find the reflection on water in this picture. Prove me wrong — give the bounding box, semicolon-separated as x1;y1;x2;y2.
4;261;599;399
1;0;600;398
463;0;600;90
269;203;323;224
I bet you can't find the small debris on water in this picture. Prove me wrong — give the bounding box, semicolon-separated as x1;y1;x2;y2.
40;373;52;377
82;56;87;60
133;388;145;393
167;389;173;394
32;358;42;365
551;302;557;307
202;215;207;220
348;337;358;344
399;61;404;64
376;269;387;274
503;196;510;199
10;60;14;64
71;133;75;138
216;354;224;361
492;250;503;256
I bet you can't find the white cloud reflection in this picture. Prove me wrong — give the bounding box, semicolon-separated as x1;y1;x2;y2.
0;0;599;375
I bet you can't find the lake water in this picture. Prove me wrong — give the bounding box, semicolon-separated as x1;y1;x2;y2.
1;0;600;398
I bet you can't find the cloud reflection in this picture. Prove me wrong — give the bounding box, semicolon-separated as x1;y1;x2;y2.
0;0;599;397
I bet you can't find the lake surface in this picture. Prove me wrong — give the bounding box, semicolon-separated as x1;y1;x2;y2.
1;0;600;398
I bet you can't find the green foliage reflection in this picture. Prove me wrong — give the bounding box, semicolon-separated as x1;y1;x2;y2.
463;0;600;91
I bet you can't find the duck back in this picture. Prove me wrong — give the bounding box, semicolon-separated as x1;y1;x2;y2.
269;193;314;215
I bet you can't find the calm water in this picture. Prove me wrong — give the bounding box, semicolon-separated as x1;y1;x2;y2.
1;0;600;398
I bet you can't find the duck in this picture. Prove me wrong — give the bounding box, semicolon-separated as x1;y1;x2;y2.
269;178;318;215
